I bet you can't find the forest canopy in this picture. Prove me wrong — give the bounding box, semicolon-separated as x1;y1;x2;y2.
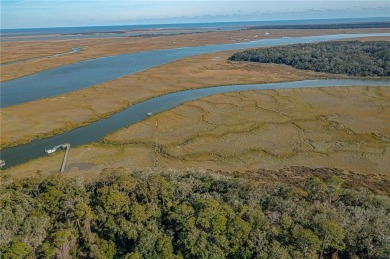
1;168;389;258
247;22;390;30
229;41;390;76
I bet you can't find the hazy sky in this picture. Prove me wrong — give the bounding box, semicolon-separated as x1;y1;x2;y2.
1;0;389;29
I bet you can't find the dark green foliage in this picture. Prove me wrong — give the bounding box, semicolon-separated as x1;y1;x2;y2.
247;22;390;30
229;41;390;76
0;169;389;258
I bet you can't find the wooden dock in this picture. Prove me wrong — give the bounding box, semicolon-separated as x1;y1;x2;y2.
60;144;70;172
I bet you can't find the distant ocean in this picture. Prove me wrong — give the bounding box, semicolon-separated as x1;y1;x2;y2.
1;17;388;41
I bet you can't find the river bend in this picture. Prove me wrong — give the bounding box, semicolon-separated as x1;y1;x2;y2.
1;79;389;169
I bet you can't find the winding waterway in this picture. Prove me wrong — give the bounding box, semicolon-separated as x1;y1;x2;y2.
2;33;389;108
1;79;389;169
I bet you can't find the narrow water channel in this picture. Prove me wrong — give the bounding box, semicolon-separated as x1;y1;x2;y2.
1;79;389;169
0;48;81;66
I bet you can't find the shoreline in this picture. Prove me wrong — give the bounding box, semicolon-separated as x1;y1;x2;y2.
3;33;390;109
1;28;389;82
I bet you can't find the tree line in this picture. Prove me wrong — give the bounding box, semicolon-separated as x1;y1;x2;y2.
229;41;390;77
247;22;390;30
1;168;389;258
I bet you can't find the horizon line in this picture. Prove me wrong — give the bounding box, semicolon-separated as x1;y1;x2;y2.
1;16;389;31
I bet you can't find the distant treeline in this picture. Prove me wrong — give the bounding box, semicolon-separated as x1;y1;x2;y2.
229;41;390;76
247;22;390;30
1;167;389;258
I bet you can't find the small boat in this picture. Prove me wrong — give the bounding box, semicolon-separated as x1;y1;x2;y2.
0;160;5;168
146;112;153;116
45;144;62;154
45;148;56;154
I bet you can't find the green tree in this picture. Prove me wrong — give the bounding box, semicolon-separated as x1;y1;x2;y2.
269;240;291;259
155;234;175;259
124;251;140;259
3;242;31;259
316;220;345;258
51;230;77;259
305;176;327;202
324;176;343;205
293;226;321;259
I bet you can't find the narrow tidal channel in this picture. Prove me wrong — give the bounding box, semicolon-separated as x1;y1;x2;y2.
1;79;389;169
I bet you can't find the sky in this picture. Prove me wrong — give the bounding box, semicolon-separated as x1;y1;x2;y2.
1;0;389;29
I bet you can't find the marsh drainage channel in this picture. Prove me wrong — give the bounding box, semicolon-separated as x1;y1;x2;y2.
1;79;389;169
0;48;81;66
2;33;390;108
